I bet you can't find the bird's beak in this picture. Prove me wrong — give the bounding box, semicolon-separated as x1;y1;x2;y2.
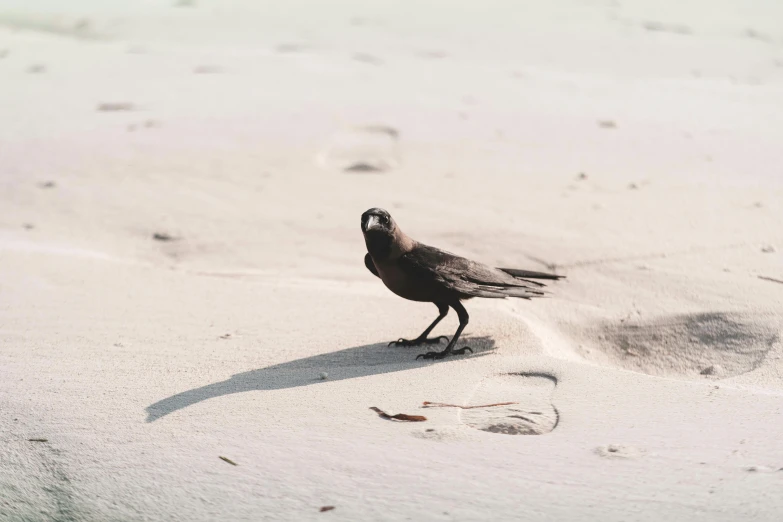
364;215;380;232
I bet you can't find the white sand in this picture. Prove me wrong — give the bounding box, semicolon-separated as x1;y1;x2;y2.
2;1;783;520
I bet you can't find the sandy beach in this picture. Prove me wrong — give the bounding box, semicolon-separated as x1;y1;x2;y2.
2;1;783;520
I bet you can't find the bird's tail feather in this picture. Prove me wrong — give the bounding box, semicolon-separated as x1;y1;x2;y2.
498;268;564;287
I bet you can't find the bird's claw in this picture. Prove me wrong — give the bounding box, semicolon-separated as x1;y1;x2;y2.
415;346;473;360
389;335;449;347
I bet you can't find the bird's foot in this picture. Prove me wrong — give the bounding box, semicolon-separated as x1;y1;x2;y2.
389;335;449;347
415;346;473;360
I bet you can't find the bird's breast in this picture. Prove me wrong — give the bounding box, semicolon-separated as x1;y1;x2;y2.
372;257;434;302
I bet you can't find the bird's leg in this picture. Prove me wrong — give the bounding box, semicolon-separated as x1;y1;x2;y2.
416;302;473;360
389;303;450;347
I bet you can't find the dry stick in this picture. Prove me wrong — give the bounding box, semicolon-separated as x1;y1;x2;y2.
421;401;518;409
369;407;426;422
219;456;237;466
758;275;783;285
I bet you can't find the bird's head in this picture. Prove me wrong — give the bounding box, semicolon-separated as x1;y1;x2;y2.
361;207;396;236
361;208;406;260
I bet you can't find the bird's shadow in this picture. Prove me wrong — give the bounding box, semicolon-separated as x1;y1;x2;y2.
145;336;496;422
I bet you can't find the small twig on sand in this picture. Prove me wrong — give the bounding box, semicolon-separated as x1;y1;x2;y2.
422;401;517;409
320;506;335;512
219;456;237;466
28;438;48;442
758;275;783;285
369;407;426;422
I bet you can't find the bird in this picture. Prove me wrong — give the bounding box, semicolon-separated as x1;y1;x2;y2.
361;208;564;360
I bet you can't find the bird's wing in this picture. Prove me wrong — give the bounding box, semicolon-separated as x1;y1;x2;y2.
399;244;546;299
364;253;380;278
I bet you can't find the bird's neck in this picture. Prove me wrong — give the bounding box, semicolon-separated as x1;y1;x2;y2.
365;230;415;262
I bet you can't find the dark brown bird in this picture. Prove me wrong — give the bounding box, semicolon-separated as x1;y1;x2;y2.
361;208;564;360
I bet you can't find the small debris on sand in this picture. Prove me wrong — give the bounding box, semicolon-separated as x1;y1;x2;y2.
319;506;335;512
598;120;617;129
744;465;780;473
152;232;176;242
28;438;48;443
370;407;426;422
344;162;387;173
219;456;237;466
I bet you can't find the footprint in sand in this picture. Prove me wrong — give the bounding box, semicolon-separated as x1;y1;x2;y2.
460;373;559;436
316;125;400;173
